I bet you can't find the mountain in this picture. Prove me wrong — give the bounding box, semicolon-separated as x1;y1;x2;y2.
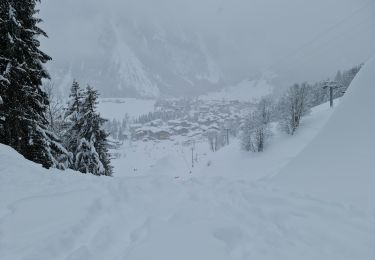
40;0;374;98
45;18;223;98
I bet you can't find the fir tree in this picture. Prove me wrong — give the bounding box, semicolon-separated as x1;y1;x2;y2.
74;85;112;176
65;81;82;119
0;0;68;168
63;80;84;157
334;70;343;85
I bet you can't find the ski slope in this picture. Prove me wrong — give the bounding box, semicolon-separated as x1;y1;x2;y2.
272;56;375;210
1;60;375;259
1;142;374;259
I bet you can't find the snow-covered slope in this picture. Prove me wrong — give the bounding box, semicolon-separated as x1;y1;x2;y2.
1;67;374;259
194;103;336;180
272;57;375;210
2;137;375;260
110;101;334;181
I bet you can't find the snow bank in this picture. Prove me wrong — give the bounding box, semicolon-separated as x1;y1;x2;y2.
0;144;112;260
272;57;375;210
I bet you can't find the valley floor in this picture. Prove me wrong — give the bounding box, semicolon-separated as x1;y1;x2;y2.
1;102;374;260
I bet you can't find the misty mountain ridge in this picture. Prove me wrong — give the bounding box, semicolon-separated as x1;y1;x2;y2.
41;0;374;98
48;18;227;98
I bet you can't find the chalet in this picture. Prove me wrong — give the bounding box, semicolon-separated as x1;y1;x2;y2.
172;126;189;135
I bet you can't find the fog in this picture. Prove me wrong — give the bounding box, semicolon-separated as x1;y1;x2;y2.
39;0;375;96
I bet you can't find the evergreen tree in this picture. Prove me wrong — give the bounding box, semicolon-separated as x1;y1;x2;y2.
306;82;327;107
63;80;84;157
0;0;68;168
334;70;343;84
74;86;112;176
65;81;82;119
75;138;104;175
339;64;362;95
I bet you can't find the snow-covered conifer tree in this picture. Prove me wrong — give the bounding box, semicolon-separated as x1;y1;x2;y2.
74;85;112;176
0;0;69;168
63;80;84;158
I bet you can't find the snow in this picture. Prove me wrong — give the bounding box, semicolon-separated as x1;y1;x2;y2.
271;56;375;211
195;103;336;181
98;98;155;121
1;63;375;259
111;23;160;98
1;131;374;259
201;79;273;101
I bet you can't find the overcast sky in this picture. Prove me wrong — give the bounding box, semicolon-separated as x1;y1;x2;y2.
39;0;375;86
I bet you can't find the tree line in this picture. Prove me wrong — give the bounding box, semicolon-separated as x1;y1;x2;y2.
240;65;361;153
0;0;112;176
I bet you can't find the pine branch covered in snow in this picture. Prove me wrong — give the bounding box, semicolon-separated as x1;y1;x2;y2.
0;0;68;168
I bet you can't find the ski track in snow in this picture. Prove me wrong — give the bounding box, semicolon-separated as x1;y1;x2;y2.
2;68;375;259
1;171;374;260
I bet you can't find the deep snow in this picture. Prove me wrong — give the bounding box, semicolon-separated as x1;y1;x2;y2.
1;59;375;260
272;56;375;211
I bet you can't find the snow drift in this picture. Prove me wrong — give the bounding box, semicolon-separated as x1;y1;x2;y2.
272;57;375;210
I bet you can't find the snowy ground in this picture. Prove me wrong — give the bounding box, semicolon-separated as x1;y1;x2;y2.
1;98;374;260
113;101;335;181
1;59;374;260
272;58;375;210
